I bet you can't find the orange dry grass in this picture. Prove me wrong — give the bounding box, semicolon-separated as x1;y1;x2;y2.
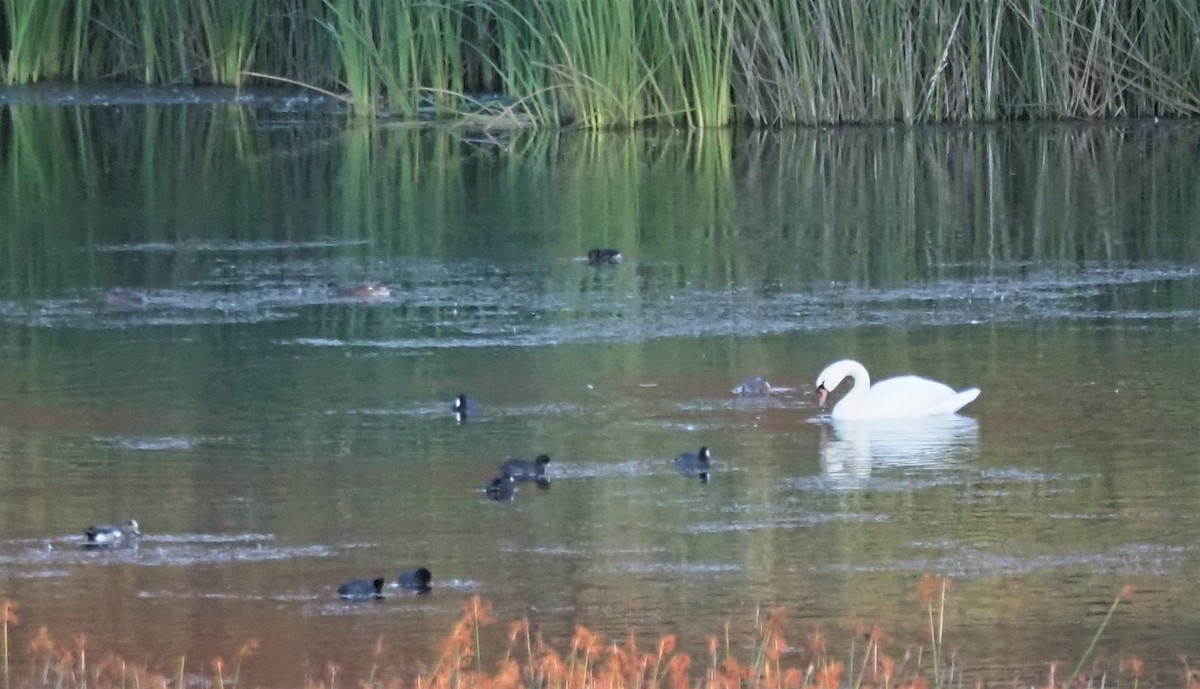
411;596;916;689
5;608;258;689
0;584;1148;689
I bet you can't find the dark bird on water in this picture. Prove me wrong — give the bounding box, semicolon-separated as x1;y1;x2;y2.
83;519;141;548
451;394;481;421
500;454;551;482
485;474;517;501
586;249;622;266
338;577;386;601
674;447;712;483
397;566;433;593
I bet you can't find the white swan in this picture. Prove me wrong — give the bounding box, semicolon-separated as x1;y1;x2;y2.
815;359;980;420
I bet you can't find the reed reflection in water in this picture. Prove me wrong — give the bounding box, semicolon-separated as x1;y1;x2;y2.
0;97;1199;686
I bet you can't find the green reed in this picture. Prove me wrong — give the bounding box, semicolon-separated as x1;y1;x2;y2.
317;0;473;118
2;0;88;83
3;0;1199;126
197;0;262;85
133;0;180;84
646;0;734;128
1070;585;1136;683
320;0;381;113
524;0;653;128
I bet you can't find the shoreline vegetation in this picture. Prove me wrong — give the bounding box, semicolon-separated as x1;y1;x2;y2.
2;1;1200;128
0;582;1152;689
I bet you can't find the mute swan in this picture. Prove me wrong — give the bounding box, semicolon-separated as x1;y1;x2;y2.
815;360;980;420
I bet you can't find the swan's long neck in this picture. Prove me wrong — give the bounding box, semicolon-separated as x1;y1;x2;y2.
833;361;871;417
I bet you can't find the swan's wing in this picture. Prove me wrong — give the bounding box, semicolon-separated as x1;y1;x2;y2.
864;376;977;418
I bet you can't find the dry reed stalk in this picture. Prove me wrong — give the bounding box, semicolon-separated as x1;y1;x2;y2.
2;600;17;689
0;581;1155;689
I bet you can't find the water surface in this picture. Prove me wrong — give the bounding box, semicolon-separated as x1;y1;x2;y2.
2;93;1200;686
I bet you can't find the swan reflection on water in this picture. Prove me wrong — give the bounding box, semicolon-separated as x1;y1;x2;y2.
817;415;980;483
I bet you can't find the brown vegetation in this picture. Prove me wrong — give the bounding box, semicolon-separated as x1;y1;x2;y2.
0;580;1151;689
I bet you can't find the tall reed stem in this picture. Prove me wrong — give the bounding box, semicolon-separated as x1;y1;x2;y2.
1070;585;1136;681
5;0;1200;125
1;601;14;689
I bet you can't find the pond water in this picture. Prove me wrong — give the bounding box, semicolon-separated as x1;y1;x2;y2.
2;90;1200;686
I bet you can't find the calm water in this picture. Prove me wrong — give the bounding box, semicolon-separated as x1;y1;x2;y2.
2;90;1200;686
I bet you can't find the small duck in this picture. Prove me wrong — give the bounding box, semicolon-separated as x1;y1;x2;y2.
83;519;141;548
485;474;516;501
674;447;712;483
451;394;481;422
500;454;550;482
338;577;386;601
586;249;623;266
330;283;393;300
732;376;772;396
397;567;433;594
104;289;149;309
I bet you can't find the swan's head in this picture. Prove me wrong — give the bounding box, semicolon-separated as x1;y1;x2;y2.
814;360;864;409
814;368;846;408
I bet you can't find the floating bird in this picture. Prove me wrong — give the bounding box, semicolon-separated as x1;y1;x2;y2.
330;283;392;299
83;519;141;548
338;577;386;601
104;289;149;309
485;474;516;501
451;394;481;421
674;447;712;483
815;359;980;420
732;376;771;396
500;454;550;482
397;567;432;594
586;249;623;266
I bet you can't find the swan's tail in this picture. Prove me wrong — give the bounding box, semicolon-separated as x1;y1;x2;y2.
950;388;981;413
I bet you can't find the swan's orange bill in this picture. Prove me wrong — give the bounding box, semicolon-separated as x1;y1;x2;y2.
817;386;828;408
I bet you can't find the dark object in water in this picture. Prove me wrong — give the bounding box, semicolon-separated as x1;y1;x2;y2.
485;474;516;501
397;566;432;593
500;454;550;482
104;289;149;309
330;283;392;299
83;519;141;548
338;577;386;601
674;447;712;483
451;394;481;422
587;249;623;265
732;376;772;396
